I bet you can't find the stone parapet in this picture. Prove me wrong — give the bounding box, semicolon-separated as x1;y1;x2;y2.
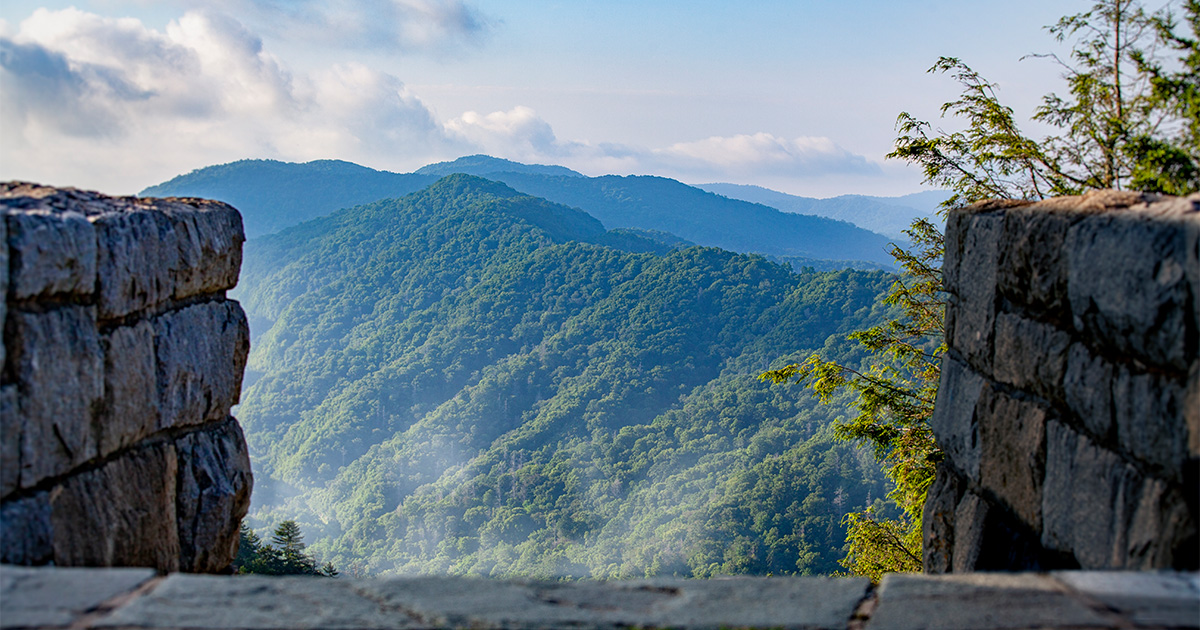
927;190;1199;572
1;565;1195;630
0;183;252;573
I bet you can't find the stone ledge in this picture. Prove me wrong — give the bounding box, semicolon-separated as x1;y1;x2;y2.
1;565;1196;630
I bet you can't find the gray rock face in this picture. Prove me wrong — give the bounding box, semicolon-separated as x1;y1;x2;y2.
929;190;1199;572
0;183;253;574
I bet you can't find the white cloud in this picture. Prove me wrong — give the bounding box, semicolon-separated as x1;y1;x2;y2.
655;132;881;177
0;7;461;192
194;0;491;53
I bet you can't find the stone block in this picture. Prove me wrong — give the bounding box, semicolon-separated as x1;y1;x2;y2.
50;441;180;571
1189;361;1199;458
1053;570;1200;628
950;492;989;574
5;209;97;300
92;208;175;320
10;307;103;488
929;355;984;482
867;572;1110;630
1041;420;1194;569
1066;209;1194;372
0;386;19;499
945;211;1004;373
175;417;253;573
0;214;7;368
158;201;243;301
0;565;158;629
96;573;420;629
1112;363;1188;481
995;206;1074;320
98;320;159;457
0;491;53;565
922;462;964;574
992;312;1071;403
1063;342;1114;441
154;301;250;430
977;384;1047;530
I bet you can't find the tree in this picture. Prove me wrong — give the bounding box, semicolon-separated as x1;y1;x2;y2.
234;520;336;577
764;0;1198;582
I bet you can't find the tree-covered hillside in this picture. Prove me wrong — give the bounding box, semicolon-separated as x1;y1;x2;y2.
141;157;895;268
233;175;897;578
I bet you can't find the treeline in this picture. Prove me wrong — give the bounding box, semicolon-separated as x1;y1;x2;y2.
235;520;338;577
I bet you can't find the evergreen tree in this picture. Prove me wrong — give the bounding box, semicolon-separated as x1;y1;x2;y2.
234;520;334;577
765;0;1198;583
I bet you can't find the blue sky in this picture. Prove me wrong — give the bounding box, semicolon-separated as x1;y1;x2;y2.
0;1;1106;196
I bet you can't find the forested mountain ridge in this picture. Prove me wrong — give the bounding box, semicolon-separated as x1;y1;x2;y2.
698;183;949;240
141;157;896;267
234;174;897;578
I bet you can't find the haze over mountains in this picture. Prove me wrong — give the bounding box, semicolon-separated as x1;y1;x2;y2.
139;155;941;577
222;172;901;577
142;155;941;270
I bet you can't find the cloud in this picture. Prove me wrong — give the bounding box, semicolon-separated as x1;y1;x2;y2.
654;132;882;177
0;7;460;192
442;107;881;183
190;0;491;54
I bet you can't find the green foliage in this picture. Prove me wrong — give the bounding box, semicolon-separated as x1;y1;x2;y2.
235;521;338;576
234;174;898;578
767;0;1199;583
761;220;944;579
891;0;1199;203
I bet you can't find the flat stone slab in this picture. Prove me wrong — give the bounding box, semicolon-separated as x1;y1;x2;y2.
866;571;1200;630
1;565;1197;630
0;565;157;628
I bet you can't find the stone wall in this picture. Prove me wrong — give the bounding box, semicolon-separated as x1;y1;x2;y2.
0;183;252;573
925;189;1199;572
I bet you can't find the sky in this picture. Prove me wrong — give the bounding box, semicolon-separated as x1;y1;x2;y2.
0;1;1113;197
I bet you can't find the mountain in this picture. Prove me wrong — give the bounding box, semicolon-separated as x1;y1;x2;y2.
233;174;895;578
140;159;436;238
477;173;896;267
415;154;584;178
141;157;895;268
698;183;950;240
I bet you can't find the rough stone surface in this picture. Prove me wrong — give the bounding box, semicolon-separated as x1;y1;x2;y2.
921;463;963;574
1066;202;1194;372
155;301;250;431
931;192;1199;573
866;573;1111;630
49;442;181;571
0;183;252;574
11;307;103;489
977;385;1046;531
93;572;872;630
98;320;158;457
929;355;984;482
991;312;1070;402
0;565;158;629
0;494;53;566
93;208;175;320
1062;342;1114;441
1053;570;1200;628
0;386;20;498
4;210;97;300
175;418;253;574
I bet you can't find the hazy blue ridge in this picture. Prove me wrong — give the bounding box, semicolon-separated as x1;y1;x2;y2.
698;182;950;240
480;172;896;267
233;174;897;579
139;158;437;238
415;154;585;178
140;156;897;269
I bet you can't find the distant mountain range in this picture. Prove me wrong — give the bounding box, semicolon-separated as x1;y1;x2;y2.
698;183;950;240
141;155;946;269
